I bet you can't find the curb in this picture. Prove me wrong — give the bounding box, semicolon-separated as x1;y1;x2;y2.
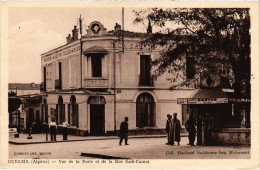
9;134;188;145
81;153;128;159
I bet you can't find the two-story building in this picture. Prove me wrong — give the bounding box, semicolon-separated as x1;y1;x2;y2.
40;20;250;146
40;21;196;135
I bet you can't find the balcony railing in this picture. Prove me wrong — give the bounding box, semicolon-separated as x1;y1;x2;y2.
139;74;154;86
83;77;109;88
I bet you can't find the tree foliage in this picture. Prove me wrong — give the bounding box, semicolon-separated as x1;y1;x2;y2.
134;8;250;96
8;92;21;113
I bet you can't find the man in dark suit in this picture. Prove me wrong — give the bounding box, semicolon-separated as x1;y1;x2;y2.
185;114;196;146
119;117;129;146
166;114;172;145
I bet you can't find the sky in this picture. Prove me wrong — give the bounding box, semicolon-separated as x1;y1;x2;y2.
8;7;150;83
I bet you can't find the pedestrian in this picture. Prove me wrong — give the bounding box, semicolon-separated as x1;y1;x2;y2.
185;114;196;146
169;113;181;146
62;119;70;140
203;112;215;146
49;118;57;141
119;117;129;146
166;114;172;145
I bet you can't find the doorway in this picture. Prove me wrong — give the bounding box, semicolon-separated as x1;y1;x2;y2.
136;93;155;127
88;96;106;135
28;108;34;126
90;104;105;135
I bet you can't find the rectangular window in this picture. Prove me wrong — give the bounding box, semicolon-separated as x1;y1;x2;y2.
91;54;102;77
139;55;151;86
43;67;46;91
59;62;62;89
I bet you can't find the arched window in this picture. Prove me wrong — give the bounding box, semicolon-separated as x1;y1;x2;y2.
68;95;78;127
56;96;65;124
87;96;106;104
136;93;156;127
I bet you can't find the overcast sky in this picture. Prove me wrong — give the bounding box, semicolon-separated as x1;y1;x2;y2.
8;7;150;83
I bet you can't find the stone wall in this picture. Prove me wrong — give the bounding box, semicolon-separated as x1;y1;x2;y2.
212;128;250;145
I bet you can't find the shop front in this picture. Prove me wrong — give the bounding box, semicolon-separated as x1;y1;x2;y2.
178;88;250;145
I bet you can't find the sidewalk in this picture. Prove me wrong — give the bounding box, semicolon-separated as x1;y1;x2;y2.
9;133;188;145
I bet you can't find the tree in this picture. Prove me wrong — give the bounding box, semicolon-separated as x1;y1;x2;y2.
133;8;250;98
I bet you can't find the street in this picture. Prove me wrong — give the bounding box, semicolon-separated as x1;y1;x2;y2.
9;137;250;159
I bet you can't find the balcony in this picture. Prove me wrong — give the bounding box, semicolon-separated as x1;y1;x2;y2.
83;77;109;88
139;74;154;87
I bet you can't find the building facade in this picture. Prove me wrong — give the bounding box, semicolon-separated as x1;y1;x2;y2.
40;21;195;135
8;83;41;132
40;20;250;145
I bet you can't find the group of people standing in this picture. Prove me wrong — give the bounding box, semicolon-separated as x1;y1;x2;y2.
166;112;215;146
166;113;182;145
46;118;70;141
44;113;214;146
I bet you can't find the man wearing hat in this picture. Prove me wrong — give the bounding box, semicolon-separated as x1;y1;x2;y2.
166;114;172;145
169;113;181;145
119;117;129;146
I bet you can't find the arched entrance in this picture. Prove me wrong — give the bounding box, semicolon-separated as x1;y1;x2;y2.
56;96;65;125
88;96;106;135
68;95;78;127
136;93;156;127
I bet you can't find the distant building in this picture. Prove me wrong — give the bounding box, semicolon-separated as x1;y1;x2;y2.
8;83;41;132
8;83;40;95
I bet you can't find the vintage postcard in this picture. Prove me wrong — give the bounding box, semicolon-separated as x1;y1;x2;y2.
1;1;259;169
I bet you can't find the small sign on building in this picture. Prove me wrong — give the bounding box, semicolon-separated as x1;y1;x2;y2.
9;128;17;134
177;98;228;104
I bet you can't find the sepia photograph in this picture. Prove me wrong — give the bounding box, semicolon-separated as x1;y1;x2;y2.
1;1;259;169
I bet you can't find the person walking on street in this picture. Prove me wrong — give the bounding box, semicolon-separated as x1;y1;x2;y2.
49;118;57;141
185;114;196;146
62;119;70;140
119;117;129;146
166;114;172;145
169;113;181;146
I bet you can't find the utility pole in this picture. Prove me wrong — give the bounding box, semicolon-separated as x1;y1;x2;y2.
122;7;124;52
113;40;117;134
79;14;83;89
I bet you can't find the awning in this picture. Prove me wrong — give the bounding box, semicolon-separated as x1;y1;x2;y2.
83;46;108;55
193;88;228;98
177;88;228;104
